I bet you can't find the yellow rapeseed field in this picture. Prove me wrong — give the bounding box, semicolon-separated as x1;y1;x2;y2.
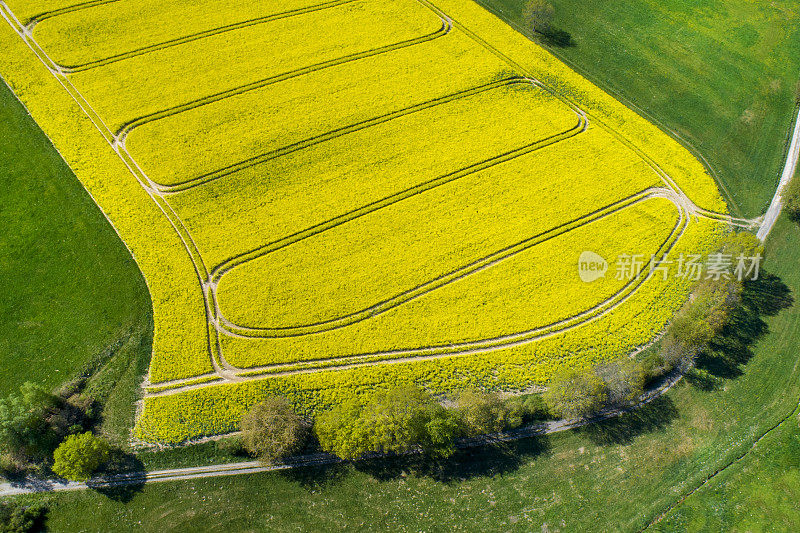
0;0;731;442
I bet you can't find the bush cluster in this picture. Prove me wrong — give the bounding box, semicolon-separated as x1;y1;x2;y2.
784;171;800;220
0;501;47;533
0;382;110;483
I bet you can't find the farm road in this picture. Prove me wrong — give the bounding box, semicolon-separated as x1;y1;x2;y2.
757;106;800;241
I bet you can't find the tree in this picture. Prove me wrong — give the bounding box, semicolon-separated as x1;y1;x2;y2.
0;383;59;462
315;386;460;460
455;388;523;436
52;432;109;482
239;397;308;465
595;359;645;407
544;368;607;420
522;0;554;35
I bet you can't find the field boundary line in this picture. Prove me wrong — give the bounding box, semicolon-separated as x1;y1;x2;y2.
0;1;228;381
24;0;119;27
156;190;688;395
206;102;585;281
757;105;800;241
112;7;451;140
153;78;544;192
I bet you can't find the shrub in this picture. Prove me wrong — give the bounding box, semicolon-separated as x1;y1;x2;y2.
456;389;523;436
51;432;110;482
506;394;552;422
0;501;47;533
239;397;308;465
315;385;460;460
544;368;607;420
215;436;247;457
595;359;645;407
0;383;60;463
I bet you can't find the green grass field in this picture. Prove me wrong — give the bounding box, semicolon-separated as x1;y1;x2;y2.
0;77;151;397
475;0;800;218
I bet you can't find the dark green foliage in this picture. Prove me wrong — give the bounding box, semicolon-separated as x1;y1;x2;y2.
647;232;763;380
0;383;59;462
0;500;47;533
316;386;460;460
240;397;309;465
505;394;552;422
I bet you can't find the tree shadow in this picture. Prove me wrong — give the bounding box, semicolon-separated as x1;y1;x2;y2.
577;395;679;446
88;449;145;503
540;26;575;47
353;434;550;483
278;460;348;491
694;272;793;385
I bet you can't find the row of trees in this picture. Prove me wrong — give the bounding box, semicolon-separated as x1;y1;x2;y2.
237;388;550;464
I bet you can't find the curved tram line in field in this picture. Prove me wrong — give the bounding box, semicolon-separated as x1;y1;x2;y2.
30;0;365;73
0;0;756;398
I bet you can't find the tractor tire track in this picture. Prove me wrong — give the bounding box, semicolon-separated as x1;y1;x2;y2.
34;0;361;73
215;186;646;338
153;77;544;193
153;188;687;394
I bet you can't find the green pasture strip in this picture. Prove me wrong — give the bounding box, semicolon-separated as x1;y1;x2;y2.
0;76;151;395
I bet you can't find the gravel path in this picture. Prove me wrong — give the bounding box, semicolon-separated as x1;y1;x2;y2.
757;107;800;241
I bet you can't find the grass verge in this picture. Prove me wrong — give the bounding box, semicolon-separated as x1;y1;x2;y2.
472;0;800;218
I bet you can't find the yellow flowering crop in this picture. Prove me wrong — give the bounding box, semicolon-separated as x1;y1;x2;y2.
0;0;731;443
